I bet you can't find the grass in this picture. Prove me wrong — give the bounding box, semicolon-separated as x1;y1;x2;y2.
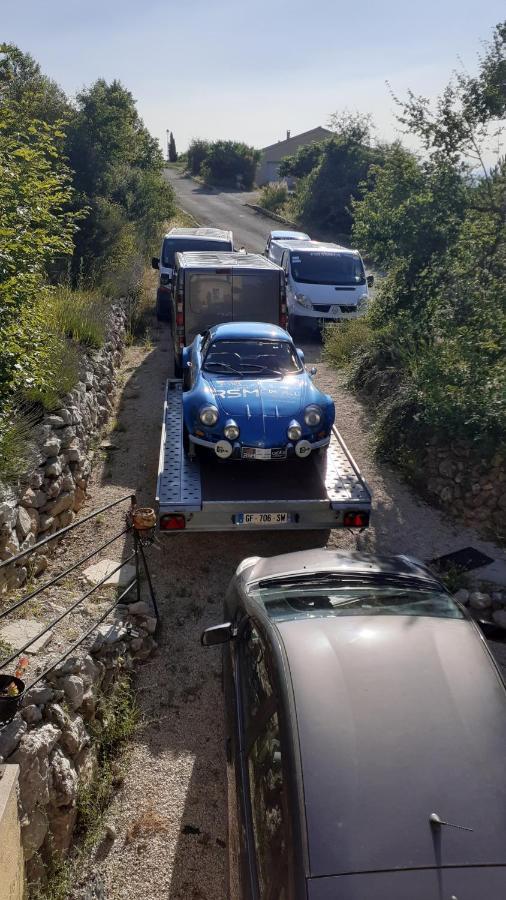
258;181;288;214
322;317;374;369
0;404;42;496
46;286;109;350
125;808;169;844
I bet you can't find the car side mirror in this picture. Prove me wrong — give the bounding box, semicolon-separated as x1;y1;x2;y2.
297;348;305;365
201;622;234;646
308;366;317;376
475;617;506;641
366;274;374;288
152;257;160;270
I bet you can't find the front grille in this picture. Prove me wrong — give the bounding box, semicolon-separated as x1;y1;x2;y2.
339;305;356;313
313;304;331;313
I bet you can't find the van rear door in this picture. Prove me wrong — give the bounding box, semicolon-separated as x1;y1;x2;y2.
232;271;279;325
186;271;233;342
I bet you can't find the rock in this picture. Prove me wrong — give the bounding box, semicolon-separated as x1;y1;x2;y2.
105;823;117;840
469;591;492;610
0;619;53;654
20;806;49;860
49;746;78;806
60;712;87;757
23;682;54;707
41;437;62;458
0;530;19;560
61;675;85;710
0;500;17;528
39;514;54;532
45;491;74;517
59;426;76;448
45;457;63;478
74;744;97;787
138;616;157;635
10;724;61;766
29;471;44;489
16;506;33;540
0;716;27;758
67;447;82;464
83;558;136;587
492;591;505;605
45;415;65;428
127;601;151;617
492;610;506;629
73;485;87;511
61;473;75;492
56;409;73;425
50;801;77;851
21;705;43;725
91;623;128;652
129;637;143;652
454;588;470;605
81;654;103;686
25;508;40;534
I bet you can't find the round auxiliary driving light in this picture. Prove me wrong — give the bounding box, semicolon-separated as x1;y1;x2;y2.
224;421;240;440
304;405;322;426
287;421;302;441
295;440;312;458
215;440;233;459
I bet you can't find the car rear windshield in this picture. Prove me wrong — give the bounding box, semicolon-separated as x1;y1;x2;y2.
162;238;231;267
290;251;365;286
203;340;302;377
249;578;464;621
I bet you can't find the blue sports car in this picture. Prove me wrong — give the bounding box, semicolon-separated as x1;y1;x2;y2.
181;322;335;461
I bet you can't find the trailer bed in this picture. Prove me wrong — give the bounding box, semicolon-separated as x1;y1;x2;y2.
156;381;371;532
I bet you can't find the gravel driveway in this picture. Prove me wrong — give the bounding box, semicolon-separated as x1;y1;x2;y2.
64;309;505;899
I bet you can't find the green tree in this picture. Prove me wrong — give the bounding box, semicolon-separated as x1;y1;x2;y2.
200;140;260;189
187;139;211;175
278;142;324;179
168;131;177;161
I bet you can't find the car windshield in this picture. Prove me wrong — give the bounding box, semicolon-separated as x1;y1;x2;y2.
203;340;303;377
290;251;365;285
249;578;464;621
162;237;231;267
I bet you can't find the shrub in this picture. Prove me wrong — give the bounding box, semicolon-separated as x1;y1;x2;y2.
200;140;261;189
322;318;374;369
187;138;211;175
258;181;288;213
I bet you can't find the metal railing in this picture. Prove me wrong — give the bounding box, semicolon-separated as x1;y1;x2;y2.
0;494;158;694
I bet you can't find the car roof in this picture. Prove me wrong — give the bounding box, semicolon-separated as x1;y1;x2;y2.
269;230;310;240
176;251;281;269
209;321;290;341
164;227;232;240
244;551;506;879
272;239;360;256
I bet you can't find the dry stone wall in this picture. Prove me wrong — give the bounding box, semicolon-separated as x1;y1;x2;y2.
423;439;505;542
0;601;157;886
0;305;127;594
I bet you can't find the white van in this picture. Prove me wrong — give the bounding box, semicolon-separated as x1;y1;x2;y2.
277;241;373;333
152;227;233;320
265;230;310;265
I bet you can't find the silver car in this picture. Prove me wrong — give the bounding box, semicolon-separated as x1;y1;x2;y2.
202;549;506;899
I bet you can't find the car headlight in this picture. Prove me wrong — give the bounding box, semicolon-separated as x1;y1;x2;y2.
199;405;219;427
287;421;302;441
304;405;322;426
224;420;240;440
358;294;368;310
295;293;313;310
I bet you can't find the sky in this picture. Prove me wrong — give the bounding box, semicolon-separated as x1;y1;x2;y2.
2;0;505;156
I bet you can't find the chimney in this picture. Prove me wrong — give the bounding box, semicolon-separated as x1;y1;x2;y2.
286;130;291;140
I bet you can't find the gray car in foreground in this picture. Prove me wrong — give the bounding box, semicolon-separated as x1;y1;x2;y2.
202;550;506;899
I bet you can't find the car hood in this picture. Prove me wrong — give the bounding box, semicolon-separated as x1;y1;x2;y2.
308;867;506;900
278;615;506;878
204;373;313;419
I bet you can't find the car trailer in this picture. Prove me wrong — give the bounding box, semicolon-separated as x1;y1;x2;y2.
156;380;372;532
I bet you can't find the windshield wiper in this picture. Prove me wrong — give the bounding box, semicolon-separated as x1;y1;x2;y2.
240;364;285;376
204;362;242;374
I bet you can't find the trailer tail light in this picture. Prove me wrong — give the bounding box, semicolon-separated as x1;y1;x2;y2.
176;302;184;327
160;513;186;530
343;511;370;528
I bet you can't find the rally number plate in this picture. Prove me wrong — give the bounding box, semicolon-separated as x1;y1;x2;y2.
241;447;286;460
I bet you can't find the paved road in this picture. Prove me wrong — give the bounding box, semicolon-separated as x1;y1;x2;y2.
163;168;273;252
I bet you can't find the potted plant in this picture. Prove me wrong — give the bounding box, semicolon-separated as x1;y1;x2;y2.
0;657;28;725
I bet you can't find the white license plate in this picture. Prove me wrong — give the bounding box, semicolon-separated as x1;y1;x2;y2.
241;447;286;460
236;512;291;526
